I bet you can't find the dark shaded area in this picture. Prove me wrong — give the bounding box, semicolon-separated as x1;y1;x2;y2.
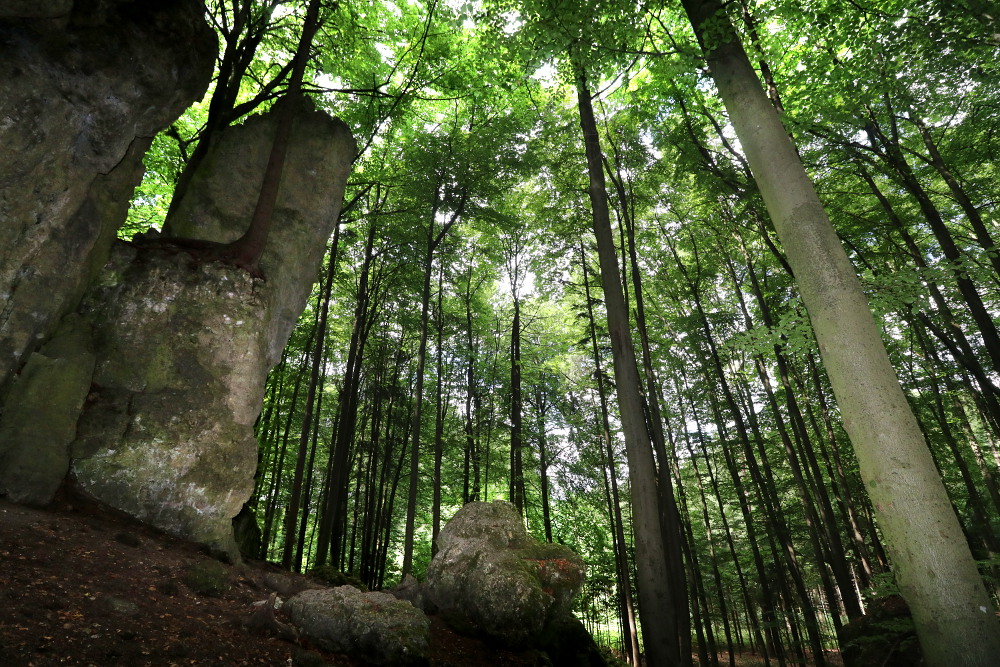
838;595;923;667
0;497;576;666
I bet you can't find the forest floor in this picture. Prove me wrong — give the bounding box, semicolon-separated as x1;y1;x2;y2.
0;495;841;667
0;495;551;666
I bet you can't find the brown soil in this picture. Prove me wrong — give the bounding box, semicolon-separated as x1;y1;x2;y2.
0;497;549;666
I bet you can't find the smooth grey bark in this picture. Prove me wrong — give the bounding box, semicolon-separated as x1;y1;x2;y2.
574;61;686;667
581;245;640;666
680;1;1000;664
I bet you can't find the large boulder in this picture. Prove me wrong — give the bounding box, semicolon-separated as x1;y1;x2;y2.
0;0;216;396
161;97;354;369
67;101;355;560
423;500;586;649
68;246;264;559
286;587;430;665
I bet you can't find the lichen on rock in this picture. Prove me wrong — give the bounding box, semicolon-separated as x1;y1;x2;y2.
67;100;355;561
422;500;586;649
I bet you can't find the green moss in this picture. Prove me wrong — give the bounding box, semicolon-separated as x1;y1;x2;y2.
184;559;231;597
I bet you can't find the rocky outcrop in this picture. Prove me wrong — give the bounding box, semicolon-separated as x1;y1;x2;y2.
67;246;264;559
422;500;586;649
0;0;355;559
0;0;359;573
0;314;94;505
160;98;354;368
0;0;216;396
286;587;430;665
66;101;355;560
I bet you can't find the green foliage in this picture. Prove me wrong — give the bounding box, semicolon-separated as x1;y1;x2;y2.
862;571;900;604
122;0;1000;658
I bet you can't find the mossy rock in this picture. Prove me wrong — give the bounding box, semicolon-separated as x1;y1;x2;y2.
424;500;588;649
184;560;231;597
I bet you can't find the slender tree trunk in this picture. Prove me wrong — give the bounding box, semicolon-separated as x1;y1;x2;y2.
680;1;1000;661
462;265;481;504
609;149;692;653
260;343;311;559
534;388;553;543
294;356;328;571
509;292;525;514
673;237;823;663
574;58;687;667
315;220;377;566
682;425;736;667
727;247;862;622
432;264;445;556
907;111;1000;281
401;245;434;578
581;246;640;666
863;112;1000;373
401;187;466;577
281;241;337;569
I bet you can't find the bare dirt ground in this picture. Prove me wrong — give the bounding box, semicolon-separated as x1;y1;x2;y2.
0;496;547;666
0;495;844;667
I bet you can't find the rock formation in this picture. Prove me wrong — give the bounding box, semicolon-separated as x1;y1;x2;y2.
421;500;586;649
286;587;430;665
0;2;357;562
68;102;355;560
0;0;216;396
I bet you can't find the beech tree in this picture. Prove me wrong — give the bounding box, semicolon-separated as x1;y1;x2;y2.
679;0;1000;662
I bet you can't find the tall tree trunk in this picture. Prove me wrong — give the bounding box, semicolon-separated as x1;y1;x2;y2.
581;245;640;666
401;186;466;577
432;264;446;556
608;146;692;653
534;388;553;543
401;244;434;578
862;110;1000;374
259;342;311;559
509;291;525;514
906;110;1000;281
682;422;736;667
281;237;338;570
680;1;1000;662
726;246;862;623
462;265;481;504
574;58;687;667
315;219;377;566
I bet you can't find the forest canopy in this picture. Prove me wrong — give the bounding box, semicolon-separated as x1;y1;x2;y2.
127;1;1000;664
